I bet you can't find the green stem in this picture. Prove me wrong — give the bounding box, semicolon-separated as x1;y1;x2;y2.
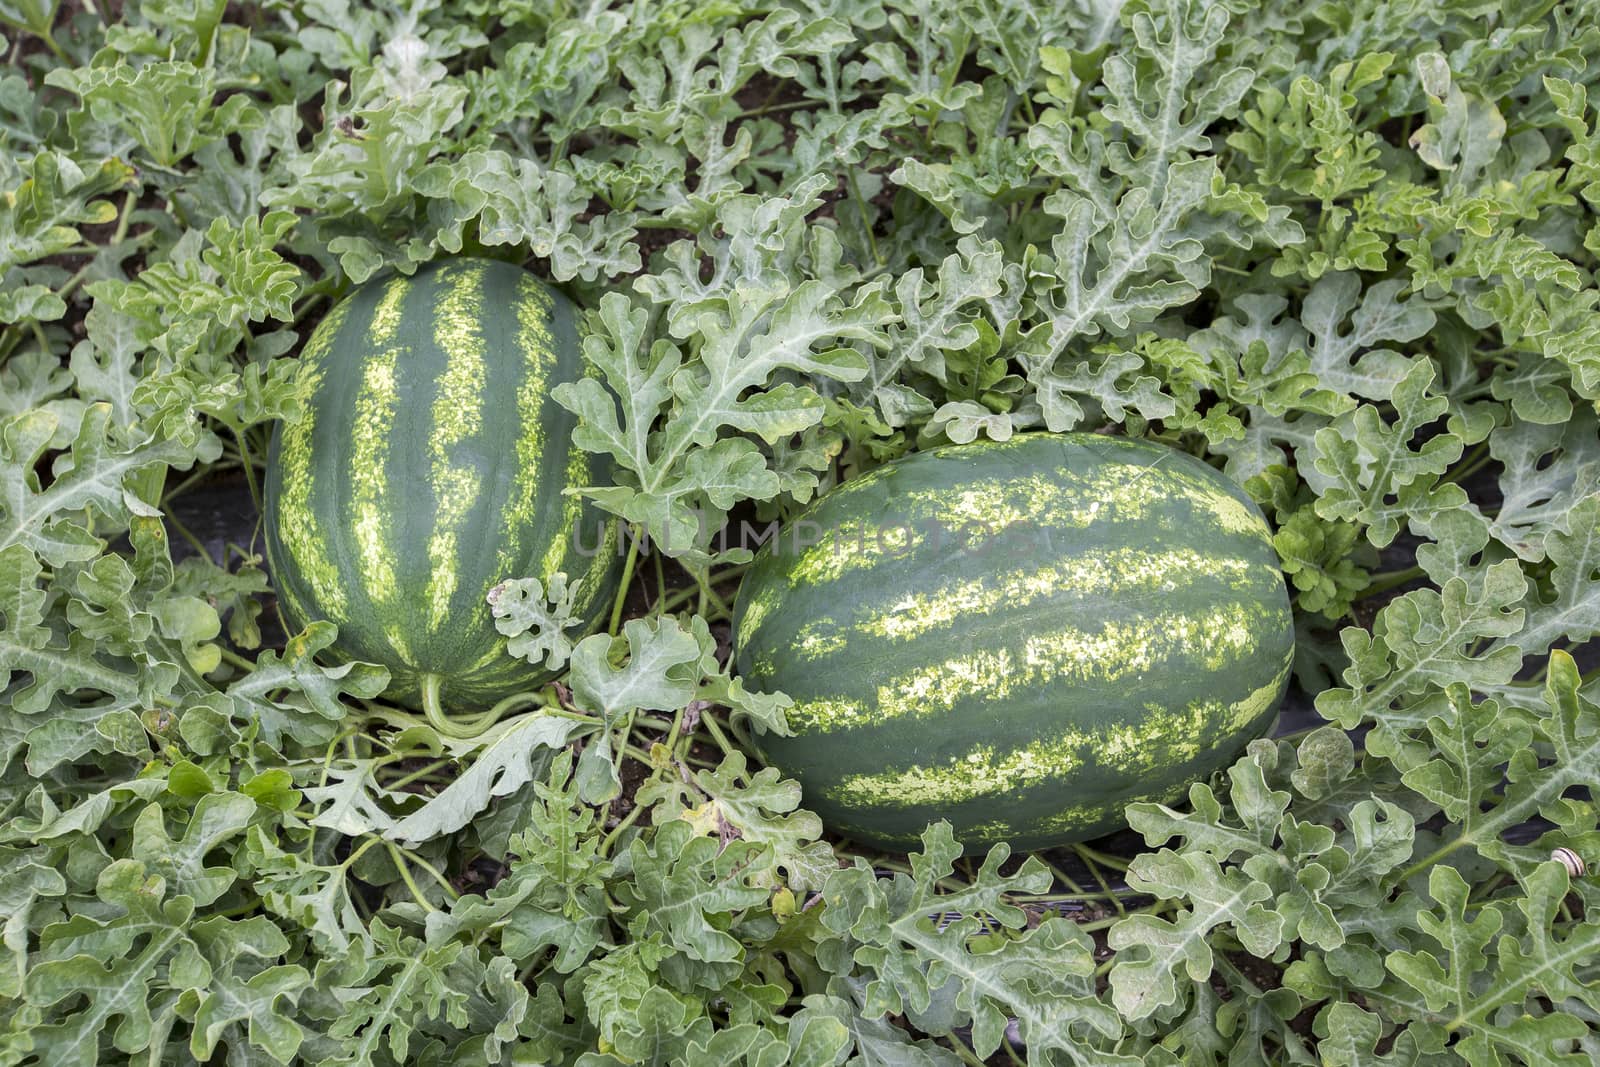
233;424;263;516
845;167;884;267
623;742;665;766
292;290;329;327
738;98;820;119
1396;837;1465;885
1468;871;1510;904
56;195;146;306
657;564;748;614
164;511;213;563
661;704;687;758
1356;565;1426;600
944;1033;989;1067
1041;857;1091;897
1079;900;1172;934
217;646;255;673
697;571;732;619
399;846;459;900
418;673;468;739
652;546;667;617
385;842;439;912
338;836;383;870
1442;441;1492;485
1071;845;1126;916
599;798;647;857
1017;888;1130;905
384;757;454;791
699;711;736;756
302;727;364;856
481;688;554;721
38;30;69;62
436;682;593;740
161;461;239;506
1072;842;1131;872
611;708;635;768
609;525;642;635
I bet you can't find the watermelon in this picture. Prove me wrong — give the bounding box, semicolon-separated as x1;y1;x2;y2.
731;433;1294;853
263;258;618;711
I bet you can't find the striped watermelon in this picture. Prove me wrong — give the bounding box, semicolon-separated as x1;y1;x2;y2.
263;258;618;710
731;433;1294;852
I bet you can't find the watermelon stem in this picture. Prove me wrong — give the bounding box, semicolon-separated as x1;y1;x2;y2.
696;573;732;620
599;795;647;858
385;842;438;912
164;511;213;564
232;423;264;519
609;525;643;636
217;646;256;674
1355;565;1425;600
699;710;736;756
652;548;667;616
844;168;884;267
1039;857;1093;898
660;704;687;760
1071;842;1131;872
420;673;502;739
1396;838;1467;885
384;842;458;910
942;1032;989;1067
382;757;454;791
419;673;455;736
161;459;242;506
1070;843;1127;916
399;846;459;901
404;682;591;742
656;564;748;615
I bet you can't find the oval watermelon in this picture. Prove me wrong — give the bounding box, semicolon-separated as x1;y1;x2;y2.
264;258;618;710
731;432;1294;853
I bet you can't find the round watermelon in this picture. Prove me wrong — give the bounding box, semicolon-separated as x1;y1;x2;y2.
264;258;618;709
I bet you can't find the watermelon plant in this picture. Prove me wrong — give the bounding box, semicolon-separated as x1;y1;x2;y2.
3;1;1600;1065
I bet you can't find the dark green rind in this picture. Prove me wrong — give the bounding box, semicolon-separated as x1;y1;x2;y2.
264;258;619;709
731;432;1295;854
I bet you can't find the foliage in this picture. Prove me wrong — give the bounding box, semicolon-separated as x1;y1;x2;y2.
3;0;1600;1063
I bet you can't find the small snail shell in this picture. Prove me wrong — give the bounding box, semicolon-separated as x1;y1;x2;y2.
1552;847;1586;879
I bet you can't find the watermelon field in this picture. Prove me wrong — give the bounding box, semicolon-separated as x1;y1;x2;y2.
4;0;1600;1063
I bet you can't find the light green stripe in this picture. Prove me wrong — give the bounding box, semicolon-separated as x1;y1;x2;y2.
787;463;1264;587
426;270;487;629
824;658;1291;810
1020;600;1263;681
498;276;557;580
368;274;407;346
790;548;1271;657
538;450;591;586
963;786;1172;842
734;586;781;651
788;600;1278;731
275;298;355;620
572;505;619;612
352;279;412;659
